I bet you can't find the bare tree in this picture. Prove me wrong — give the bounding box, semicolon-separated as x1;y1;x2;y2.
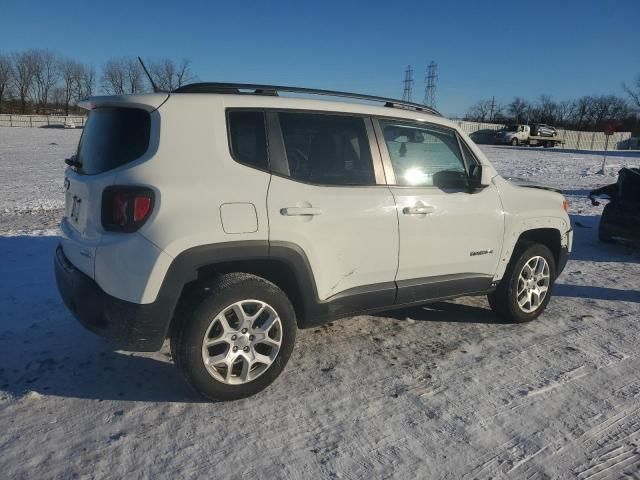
123;57;145;93
623;75;640;109
555;100;573;125
31;49;60;113
538;95;557;124
102;57;146;94
466;99;492;122
570;96;592;129
588;95;628;128
0;53;12;113
11;50;38;113
150;58;195;90
508;97;528;123
76;64;95;100
51;86;65;112
61;59;82;115
101;59;126;94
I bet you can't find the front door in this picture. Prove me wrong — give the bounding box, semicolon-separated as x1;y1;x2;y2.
375;118;504;304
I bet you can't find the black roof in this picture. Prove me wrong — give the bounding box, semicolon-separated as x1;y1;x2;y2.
172;82;441;116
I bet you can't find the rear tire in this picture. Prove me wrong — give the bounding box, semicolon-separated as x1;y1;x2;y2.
488;243;556;323
511;138;519;146
171;273;297;401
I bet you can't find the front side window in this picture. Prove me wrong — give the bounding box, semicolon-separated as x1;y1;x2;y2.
278;112;375;186
228;110;269;170
379;119;467;188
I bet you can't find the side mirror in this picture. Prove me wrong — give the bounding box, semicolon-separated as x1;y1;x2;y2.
433;170;468;189
468;164;488;191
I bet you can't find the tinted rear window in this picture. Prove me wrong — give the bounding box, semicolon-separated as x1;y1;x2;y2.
77;107;151;175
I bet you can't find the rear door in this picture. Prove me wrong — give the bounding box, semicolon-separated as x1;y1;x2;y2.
374;118;504;304
266;111;399;303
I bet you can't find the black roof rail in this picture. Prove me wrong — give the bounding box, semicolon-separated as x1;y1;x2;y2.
172;82;441;116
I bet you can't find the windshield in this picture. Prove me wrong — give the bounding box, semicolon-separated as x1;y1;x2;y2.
76;107;150;175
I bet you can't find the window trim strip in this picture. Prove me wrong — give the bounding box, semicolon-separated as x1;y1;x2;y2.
225;108;271;174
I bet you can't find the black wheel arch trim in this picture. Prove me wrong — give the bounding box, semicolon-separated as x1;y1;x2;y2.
57;239;499;352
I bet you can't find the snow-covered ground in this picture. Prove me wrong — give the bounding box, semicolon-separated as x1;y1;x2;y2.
1;128;639;479
0;128;80;234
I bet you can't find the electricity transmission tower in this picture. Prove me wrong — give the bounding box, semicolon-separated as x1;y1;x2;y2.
423;61;437;108
402;65;414;102
489;96;496;121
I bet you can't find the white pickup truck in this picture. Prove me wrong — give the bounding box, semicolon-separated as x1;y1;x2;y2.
494;124;563;148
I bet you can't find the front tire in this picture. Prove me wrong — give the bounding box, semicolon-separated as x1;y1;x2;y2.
511;138;519;146
488;243;556;323
171;273;297;401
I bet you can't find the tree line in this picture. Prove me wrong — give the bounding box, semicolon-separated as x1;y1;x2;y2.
0;49;195;115
465;81;640;133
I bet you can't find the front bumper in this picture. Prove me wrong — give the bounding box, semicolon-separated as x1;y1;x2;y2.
54;245;168;351
556;245;569;277
556;227;572;278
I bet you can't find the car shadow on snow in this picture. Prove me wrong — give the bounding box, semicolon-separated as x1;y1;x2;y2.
375;302;505;324
553;213;640;303
562;189;593;197
0;235;204;403
568;214;640;264
553;284;640;303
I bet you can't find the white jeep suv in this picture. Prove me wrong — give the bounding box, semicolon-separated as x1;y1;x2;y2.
55;83;572;401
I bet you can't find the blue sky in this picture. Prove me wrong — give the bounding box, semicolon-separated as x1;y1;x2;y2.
1;0;638;116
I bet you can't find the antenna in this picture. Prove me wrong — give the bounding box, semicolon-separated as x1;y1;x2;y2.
402;65;414;102
423;61;437;108
137;56;159;93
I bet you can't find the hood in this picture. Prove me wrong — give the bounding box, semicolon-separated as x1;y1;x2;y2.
505;177;563;194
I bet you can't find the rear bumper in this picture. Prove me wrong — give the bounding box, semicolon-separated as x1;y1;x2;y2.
54;245;168;351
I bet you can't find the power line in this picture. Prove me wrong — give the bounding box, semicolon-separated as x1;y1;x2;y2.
402;65;414;102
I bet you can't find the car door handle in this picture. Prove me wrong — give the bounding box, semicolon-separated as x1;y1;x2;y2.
280;207;323;216
402;205;434;215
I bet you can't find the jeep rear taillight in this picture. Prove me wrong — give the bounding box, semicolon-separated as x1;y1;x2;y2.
102;186;155;232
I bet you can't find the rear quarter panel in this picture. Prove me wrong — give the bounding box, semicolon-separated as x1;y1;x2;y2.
118;95;271;259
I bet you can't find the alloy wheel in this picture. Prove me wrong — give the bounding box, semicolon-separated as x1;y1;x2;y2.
201;300;282;385
516;256;551;313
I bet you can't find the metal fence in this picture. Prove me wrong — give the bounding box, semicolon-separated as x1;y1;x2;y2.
0;114;86;128
452;120;634;151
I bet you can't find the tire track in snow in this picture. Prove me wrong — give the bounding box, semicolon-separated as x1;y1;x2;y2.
574;406;640;479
